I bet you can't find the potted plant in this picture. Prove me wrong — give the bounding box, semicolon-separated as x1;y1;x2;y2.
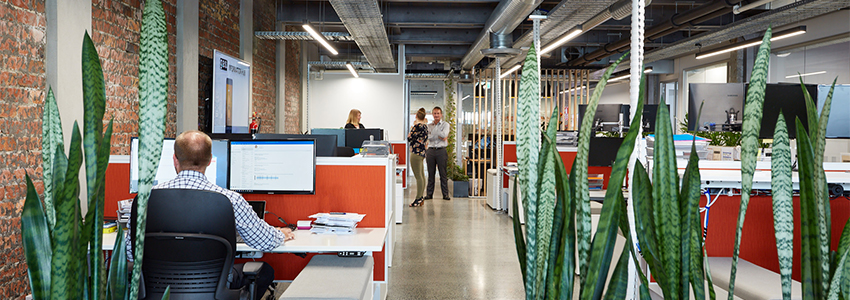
448;164;470;198
21;0;169;299
443;78;470;197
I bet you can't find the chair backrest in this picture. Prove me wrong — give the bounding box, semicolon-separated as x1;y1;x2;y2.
131;188;239;300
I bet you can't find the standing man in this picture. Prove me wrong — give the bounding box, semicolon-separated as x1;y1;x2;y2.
426;107;451;200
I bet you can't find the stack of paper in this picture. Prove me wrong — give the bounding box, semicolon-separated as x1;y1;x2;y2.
308;213;366;235
117;199;132;228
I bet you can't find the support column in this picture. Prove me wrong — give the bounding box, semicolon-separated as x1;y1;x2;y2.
240;0;254;114
46;0;91;210
276;22;286;133
176;0;199;133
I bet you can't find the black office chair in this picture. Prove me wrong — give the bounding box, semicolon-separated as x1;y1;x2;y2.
131;189;263;300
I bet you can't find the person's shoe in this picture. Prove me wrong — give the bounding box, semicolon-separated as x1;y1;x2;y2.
409;198;424;207
443;196;451;200
424;195;433;200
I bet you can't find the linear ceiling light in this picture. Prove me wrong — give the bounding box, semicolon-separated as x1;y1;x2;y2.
499;65;522;79
607;74;631;83
559;86;586;94
696;26;806;60
644;67;653;73
540;26;583;55
345;62;359;78
785;71;826;78
303;23;339;55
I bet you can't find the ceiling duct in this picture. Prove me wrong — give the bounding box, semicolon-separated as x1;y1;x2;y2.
644;0;850;63
328;0;396;72
567;0;747;66
481;32;523;57
459;0;543;70
496;0;649;69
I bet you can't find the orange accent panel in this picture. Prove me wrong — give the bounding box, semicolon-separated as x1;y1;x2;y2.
502;144;612;189
242;164;388;280
701;195;850;282
104;162;134;219
392;143;407;188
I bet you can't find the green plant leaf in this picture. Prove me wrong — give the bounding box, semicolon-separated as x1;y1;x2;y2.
22;173;52;300
130;0;169;298
535;109;560;299
512;175;528;285
603;244;631;300
836;219;850;300
653;102;682;298
517;42;541;300
815;79;838;294
52;122;84;299
42;87;63;231
633;163;666;291
728;27;772;300
574;52;629;283
82;31;106;207
796;118;826;299
91;120;113;300
107;226;128;300
770;113;794;300
552;140;576;300
681;139;705;300
161;286;170;300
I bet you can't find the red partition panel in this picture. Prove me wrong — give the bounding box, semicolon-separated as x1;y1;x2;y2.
104;162;133;219
701;195;850;282
391;142;407;188
502;144;612;189
243;164;387;281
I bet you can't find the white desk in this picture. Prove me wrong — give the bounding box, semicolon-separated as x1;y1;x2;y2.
102;227;387;253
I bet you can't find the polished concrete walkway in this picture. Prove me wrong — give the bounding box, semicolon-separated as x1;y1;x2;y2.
387;180;525;300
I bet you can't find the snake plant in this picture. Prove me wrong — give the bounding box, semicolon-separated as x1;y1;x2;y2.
21;0;168;299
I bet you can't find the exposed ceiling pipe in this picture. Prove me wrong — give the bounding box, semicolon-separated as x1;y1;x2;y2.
648;7;732;40
328;0;396;72
498;0;649;69
734;0;777;14
459;0;542;70
567;0;746;66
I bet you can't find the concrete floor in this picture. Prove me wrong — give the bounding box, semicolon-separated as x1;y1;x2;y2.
386;179;525;300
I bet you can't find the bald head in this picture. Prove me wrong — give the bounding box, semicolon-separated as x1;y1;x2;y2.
173;130;212;172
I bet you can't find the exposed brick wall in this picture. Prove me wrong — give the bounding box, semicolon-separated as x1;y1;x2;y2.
0;0;46;298
284;33;301;134
252;0;275;133
92;0;178;154
199;0;239;59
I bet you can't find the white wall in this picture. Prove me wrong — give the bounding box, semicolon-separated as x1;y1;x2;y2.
308;72;406;140
597;81;631;104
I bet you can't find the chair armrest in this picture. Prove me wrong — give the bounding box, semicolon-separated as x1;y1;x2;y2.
242;262;264;277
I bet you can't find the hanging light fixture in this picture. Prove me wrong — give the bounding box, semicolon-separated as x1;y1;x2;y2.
345;62;359;78
303;23;339;55
695;26;806;60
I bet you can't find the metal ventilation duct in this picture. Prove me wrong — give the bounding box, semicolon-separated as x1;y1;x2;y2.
644;0;850;63
328;0;396;72
495;0;643;69
459;0;543;70
255;31;354;41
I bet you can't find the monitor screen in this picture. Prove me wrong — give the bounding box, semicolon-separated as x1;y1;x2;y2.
688;83;745;131
228;139;316;194
818;84;849;139
254;134;338;157
578;104;630;132
345;129;383;148
748;83;816;139
130;138;226;193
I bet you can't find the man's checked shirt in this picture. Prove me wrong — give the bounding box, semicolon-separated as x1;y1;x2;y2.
127;170;285;257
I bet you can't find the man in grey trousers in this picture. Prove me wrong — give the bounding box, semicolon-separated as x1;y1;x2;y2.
426;106;451;200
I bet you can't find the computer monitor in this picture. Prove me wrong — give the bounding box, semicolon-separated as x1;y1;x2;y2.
746;83;816;139
819;84;850;138
688;83;745;131
642;104;670;133
578;104;630;132
228;139;316;194
311;128;346;147
345;129;384;148
130;138;227;193
254;133;337;157
247;200;266;219
588;137;624;167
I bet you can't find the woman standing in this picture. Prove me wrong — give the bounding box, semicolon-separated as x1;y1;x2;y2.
345;109;366;129
408;108;429;206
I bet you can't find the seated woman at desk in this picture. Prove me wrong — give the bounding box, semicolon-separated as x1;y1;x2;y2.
345;109;366;129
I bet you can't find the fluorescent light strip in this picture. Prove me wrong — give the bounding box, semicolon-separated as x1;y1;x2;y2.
607;74;631;83
540;27;583;55
644;67;653;73
559;86;586;94
303;24;339;55
696;27;806;60
345;62;359;78
785;71;826;78
499;65;522;79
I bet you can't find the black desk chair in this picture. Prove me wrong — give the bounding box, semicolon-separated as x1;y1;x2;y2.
131;189;263;300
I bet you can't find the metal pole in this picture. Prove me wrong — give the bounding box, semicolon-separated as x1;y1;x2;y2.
627;0;646;296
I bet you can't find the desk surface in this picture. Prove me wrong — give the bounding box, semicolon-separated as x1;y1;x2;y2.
103;227;387;253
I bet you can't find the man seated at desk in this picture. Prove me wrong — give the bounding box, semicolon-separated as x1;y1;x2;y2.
130;130;295;300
